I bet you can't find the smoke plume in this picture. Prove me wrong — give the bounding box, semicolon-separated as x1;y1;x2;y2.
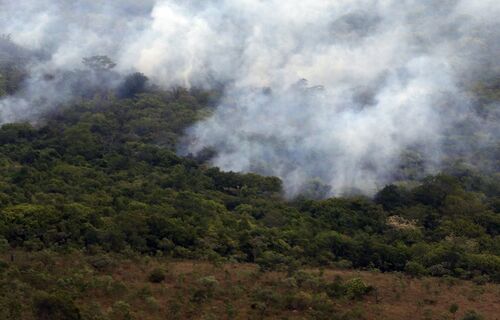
0;0;499;196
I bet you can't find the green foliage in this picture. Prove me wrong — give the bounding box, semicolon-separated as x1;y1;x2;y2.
256;251;289;271
147;268;166;283
0;236;9;253
449;303;459;314
80;302;106;320
87;255;116;271
33;292;81;320
405;261;427;278
284;291;313;310
324;276;373;300
461;310;484;320
344;278;373;300
192;276;219;302
375;184;411;210
325;276;347;298
109;300;132;320
0;83;496;282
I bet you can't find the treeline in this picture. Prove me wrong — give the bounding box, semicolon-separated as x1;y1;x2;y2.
0;86;498;283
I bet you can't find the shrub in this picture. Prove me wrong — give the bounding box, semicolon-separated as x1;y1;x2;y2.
344;278;373;300
341;307;365;320
32;292;81;320
80;302;106;320
0;259;8;273
405;261;427;277
255;251;288;271
472;275;489;285
0;236;9;252
466;254;500;277
136;286;153;299
325;276;345;298
309;293;337;320
192;276;219;302
441;275;460;287
461;310;484;320
291;270;322;290
449;303;459;317
453;267;469;279
198;275;219;289
285;291;313;311
145;296;160;311
148;268;166;283
0;298;22;320
109;301;132;320
87;255;115;271
427;264;449;276
251;288;281;306
334;259;353;269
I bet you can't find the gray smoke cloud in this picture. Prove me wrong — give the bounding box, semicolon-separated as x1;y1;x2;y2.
0;0;499;196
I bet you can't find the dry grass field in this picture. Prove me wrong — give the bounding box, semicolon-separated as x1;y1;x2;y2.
1;251;499;320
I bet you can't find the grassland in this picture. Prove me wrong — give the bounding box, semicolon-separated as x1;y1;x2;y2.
1;251;498;320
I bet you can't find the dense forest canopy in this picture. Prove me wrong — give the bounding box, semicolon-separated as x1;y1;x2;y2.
0;50;498;282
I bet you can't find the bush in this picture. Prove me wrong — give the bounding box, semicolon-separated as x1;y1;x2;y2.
291;271;322;290
461;310;484;320
87;255;115;271
148;268;166;283
145;296;160;311
192;276;219;302
334;259;353;269
344;278;373;300
309;293;337;320
80;302;106;320
472;275;489;285
0;236;9;252
198;276;218;292
285;291;313;311
256;251;289;271
405;261;427;278
109;301;132;320
0;259;8;273
325;276;345;298
251;287;281;306
427;264;450;277
33;292;81;320
449;303;459;316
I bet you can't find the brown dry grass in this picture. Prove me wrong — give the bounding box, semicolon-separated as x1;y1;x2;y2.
86;256;500;319
2;251;500;320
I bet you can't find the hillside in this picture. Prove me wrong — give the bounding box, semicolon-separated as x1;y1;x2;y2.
0;83;498;318
0;8;500;316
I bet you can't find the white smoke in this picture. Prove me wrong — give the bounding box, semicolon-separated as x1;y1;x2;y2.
0;0;498;196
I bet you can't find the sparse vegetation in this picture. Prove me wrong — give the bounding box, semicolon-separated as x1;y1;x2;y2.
0;251;498;320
